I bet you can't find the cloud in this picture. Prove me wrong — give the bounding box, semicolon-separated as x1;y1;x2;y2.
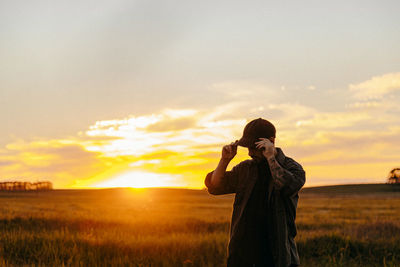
295;111;371;129
0;106;249;188
82;108;246;157
349;72;400;100
146;117;197;132
0;139;116;188
0;160;14;167
266;103;316;125
80;94;400;187
2;74;400;188
130;159;161;167
347;101;381;109
210;80;276;99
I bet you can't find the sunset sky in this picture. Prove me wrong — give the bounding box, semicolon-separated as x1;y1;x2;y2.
1;0;400;189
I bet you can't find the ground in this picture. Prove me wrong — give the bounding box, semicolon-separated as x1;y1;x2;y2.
0;184;399;266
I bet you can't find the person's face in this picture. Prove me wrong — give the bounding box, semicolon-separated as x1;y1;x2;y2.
248;147;264;163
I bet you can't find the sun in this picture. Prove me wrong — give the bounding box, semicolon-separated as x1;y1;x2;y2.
93;171;182;188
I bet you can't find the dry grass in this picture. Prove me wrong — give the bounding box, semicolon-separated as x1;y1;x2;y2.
0;186;399;266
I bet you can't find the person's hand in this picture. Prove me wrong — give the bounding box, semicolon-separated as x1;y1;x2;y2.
221;140;239;161
255;138;276;159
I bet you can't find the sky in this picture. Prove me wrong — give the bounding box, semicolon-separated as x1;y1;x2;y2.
1;0;400;189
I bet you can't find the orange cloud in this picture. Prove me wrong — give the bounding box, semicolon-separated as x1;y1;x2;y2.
2;73;400;188
349;72;400;100
0;140;110;188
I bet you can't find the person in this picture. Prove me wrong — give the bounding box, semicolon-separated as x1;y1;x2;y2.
204;118;305;267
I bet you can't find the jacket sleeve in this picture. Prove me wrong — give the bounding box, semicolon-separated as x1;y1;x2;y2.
277;157;306;197
204;164;241;195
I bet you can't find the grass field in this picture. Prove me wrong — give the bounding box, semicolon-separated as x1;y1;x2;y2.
0;184;400;266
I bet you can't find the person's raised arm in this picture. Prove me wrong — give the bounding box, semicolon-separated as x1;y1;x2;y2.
209;141;238;188
255;138;305;196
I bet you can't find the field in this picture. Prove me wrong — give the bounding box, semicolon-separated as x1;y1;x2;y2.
0;184;400;266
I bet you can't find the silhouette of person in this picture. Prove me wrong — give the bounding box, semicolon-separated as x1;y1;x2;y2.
205;118;305;267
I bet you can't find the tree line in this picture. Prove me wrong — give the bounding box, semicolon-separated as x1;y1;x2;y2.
0;181;53;191
387;168;400;184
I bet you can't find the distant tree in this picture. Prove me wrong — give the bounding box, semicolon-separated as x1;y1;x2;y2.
0;180;53;191
387;168;400;184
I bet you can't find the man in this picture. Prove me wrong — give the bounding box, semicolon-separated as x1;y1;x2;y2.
205;118;305;267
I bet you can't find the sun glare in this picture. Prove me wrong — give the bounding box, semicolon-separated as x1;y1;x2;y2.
93;171;182;188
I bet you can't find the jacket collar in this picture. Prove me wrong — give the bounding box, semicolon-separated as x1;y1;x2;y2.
275;147;286;166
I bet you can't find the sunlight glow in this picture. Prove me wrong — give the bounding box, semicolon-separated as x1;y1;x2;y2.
93;171;182;188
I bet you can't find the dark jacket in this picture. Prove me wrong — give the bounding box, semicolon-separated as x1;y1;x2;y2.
205;148;305;267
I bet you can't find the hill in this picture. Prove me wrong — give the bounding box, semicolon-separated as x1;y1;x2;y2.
63;183;400;197
300;183;400;195
50;183;400;196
